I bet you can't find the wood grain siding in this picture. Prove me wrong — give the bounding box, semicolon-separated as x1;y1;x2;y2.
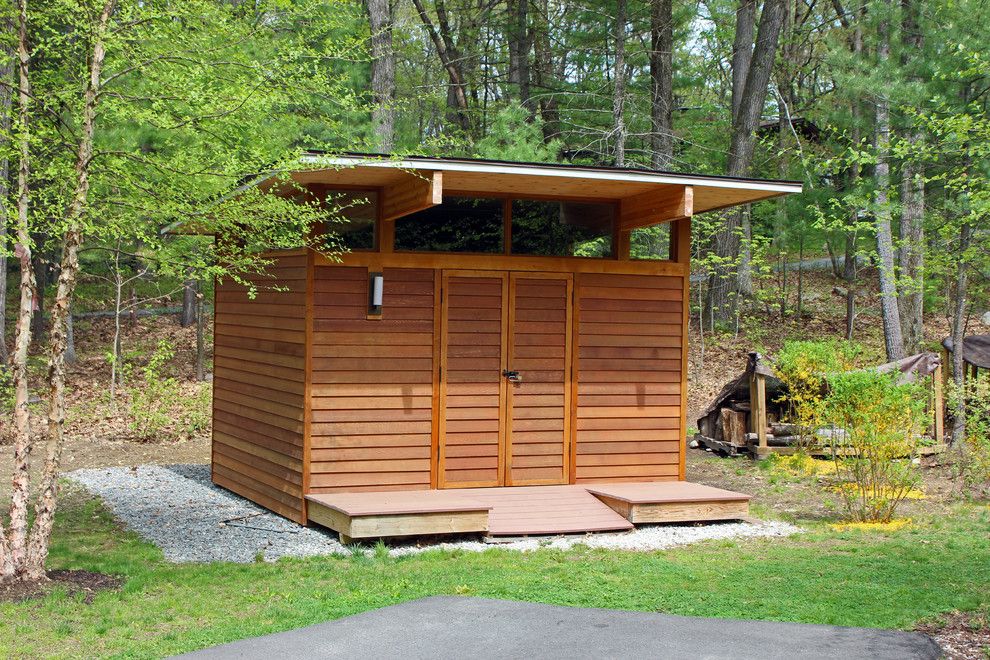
212;251;308;523
439;273;507;488
309;266;435;492
507;275;571;485
575;272;683;482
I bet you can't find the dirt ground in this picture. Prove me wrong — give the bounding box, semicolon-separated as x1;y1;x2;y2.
0;315;212;502
0;569;123;604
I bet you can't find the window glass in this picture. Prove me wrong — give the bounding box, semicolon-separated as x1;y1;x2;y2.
630;224;671;260
511;199;614;257
395;196;504;253
324;189;377;250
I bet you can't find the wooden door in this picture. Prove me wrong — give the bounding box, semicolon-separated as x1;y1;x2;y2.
506;274;572;485
438;270;572;488
438;271;509;488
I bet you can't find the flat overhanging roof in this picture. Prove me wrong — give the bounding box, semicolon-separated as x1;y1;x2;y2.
165;152;803;235
290;152;803;216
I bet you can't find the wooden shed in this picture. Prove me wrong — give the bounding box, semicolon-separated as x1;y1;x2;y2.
212;154;802;542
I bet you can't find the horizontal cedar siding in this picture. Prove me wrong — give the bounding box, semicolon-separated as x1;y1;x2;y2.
212;251;307;522
309;266;435;493
575;272;682;482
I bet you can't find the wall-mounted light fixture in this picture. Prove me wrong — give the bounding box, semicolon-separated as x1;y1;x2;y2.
368;271;384;316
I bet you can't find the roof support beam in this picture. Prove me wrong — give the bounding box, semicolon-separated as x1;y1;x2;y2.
618;185;693;232
381;170;443;222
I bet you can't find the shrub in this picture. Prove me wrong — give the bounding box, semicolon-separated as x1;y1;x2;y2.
823;370;928;522
774;339;863;445
122;339;211;441
127;339;180;439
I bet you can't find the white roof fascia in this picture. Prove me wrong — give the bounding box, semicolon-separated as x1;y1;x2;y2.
297;154;804;195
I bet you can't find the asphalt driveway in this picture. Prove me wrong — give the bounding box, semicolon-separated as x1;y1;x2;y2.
177;595;940;659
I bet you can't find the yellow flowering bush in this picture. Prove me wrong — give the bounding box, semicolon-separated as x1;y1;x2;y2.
774;340;863;446
824;370;928;522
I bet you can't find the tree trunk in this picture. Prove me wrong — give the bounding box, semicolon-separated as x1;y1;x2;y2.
0;31;13;364
950;222;970;444
738;204;754;296
797;231;804;317
2;0;37;583
24;0;116;580
897;0;924;354
843;0;865;342
612;0;627;167
844;228;857;339
762;0;795;300
730;0;756;125
64;308;75;364
363;0;396;152
779;247;787;317
109;253;123;402
898;151;924;353
650;0;673;169
705;0;786;325
873;0;904;362
181;278;197;327
411;0;471;134
195;292;206;382
532;0;560;145
507;0;531;109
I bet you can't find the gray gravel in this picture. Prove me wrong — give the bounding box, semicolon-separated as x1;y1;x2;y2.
68;464;347;562
67;464;801;563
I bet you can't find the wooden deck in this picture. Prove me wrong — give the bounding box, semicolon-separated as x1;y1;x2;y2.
585;482;750;524
305;481;750;542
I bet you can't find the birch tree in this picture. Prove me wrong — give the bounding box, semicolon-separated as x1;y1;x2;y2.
0;0;362;584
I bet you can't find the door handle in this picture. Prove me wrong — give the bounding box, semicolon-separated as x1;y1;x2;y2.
503;370;522;383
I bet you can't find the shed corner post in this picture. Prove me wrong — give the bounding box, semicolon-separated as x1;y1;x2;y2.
300;246;316;525
672;211;692;481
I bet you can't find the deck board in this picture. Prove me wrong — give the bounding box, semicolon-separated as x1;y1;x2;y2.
305;481;750;539
306;490;491;517
583;481;750;504
453;486;632;535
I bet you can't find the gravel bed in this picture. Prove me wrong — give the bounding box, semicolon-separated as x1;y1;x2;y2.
68;464;802;562
68;464;346;562
388;519;802;556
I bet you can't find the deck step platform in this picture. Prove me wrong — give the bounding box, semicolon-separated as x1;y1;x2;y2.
585;482;750;524
305;491;492;544
306;481;750;542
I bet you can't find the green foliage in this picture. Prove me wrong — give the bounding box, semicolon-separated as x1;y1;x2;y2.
947;378;990;494
473;104;561;163
629;225;670;260
120;339;210;441
774;340;864;443
824;370;928;522
125;339;177;439
1;0;369;295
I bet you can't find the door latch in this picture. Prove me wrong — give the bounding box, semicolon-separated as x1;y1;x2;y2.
503;369;522;383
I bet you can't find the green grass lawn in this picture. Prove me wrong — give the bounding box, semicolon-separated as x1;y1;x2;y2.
1;493;988;659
